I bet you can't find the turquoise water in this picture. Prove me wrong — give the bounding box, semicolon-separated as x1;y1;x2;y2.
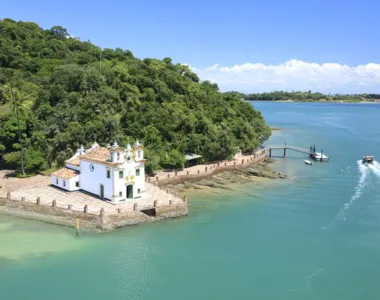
2;102;380;299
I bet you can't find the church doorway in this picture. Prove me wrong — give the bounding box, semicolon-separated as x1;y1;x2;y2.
126;185;133;199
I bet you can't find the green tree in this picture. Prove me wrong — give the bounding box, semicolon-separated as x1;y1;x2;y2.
0;18;272;174
48;26;68;40
1;84;30;175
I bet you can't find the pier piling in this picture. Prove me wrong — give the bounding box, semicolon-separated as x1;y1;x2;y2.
76;217;79;236
266;144;329;162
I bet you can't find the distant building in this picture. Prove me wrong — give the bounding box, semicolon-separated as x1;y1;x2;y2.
185;153;202;168
233;148;242;159
51;141;146;204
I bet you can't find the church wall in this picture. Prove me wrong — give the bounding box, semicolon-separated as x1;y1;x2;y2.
112;160;146;203
68;176;81;191
51;175;80;192
65;163;80;171
80;160;114;201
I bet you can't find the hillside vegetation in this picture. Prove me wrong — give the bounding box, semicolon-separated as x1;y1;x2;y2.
0;19;270;174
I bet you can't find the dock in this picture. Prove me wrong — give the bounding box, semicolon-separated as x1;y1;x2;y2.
266;144;329;162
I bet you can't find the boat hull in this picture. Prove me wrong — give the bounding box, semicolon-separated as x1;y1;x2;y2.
362;156;374;165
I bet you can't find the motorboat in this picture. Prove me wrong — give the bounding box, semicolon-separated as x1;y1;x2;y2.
304;160;312;165
362;156;374;165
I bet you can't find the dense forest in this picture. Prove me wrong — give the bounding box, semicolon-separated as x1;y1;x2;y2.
0;19;271;175
224;91;380;102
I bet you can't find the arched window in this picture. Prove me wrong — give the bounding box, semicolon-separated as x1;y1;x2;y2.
138;150;141;158
117;152;120;161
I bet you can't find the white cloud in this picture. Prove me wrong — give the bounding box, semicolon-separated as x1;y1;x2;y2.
190;59;380;94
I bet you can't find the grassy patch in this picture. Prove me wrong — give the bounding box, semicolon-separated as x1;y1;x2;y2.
16;173;37;178
40;166;58;175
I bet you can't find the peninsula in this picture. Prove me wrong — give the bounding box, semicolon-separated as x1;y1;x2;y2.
0;19;273;231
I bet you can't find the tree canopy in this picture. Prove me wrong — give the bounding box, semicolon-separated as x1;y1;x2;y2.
0;19;271;173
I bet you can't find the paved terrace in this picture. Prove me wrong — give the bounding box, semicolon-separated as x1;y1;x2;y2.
0;175;184;216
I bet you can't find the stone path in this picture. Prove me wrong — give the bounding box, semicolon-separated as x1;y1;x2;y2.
0;171;50;192
150;149;266;183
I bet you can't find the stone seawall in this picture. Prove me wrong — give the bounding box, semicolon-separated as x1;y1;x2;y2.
102;203;188;230
0;196;188;232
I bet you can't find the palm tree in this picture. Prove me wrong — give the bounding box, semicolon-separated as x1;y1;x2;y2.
1;83;30;176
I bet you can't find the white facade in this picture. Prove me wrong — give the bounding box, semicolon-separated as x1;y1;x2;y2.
51;173;80;192
51;141;146;204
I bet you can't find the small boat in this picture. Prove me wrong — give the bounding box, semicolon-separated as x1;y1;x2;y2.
362;156;374;165
304;160;312;165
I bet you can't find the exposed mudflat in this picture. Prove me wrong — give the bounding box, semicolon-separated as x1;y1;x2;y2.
166;158;286;193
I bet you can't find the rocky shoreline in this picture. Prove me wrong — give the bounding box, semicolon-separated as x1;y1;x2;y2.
165;158;286;193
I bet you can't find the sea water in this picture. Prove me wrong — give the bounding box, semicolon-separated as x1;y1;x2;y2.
1;102;380;300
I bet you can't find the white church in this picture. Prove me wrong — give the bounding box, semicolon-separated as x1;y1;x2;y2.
51;141;146;204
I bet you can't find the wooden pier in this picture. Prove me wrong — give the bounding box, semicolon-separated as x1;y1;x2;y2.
266;144;329;162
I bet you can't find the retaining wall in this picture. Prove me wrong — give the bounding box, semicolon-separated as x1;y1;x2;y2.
0;196;188;232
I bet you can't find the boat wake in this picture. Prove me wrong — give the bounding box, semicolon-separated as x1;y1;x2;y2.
323;160;368;230
285;267;323;293
306;267;324;291
367;161;380;179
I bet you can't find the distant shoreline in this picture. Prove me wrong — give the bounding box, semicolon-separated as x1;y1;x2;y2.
246;100;380;104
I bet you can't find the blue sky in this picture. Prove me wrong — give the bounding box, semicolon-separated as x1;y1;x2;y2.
2;0;380;93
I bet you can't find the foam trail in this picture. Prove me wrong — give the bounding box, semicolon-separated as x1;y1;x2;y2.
323;161;368;230
368;161;380;179
306;267;323;291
